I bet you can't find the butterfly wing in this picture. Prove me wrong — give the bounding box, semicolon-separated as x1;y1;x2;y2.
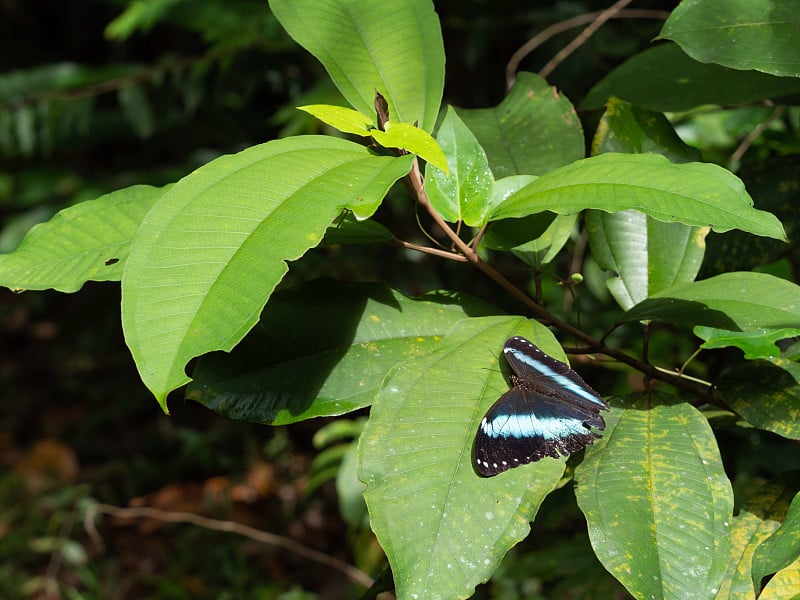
503;336;608;416
473;385;605;476
473;336;609;477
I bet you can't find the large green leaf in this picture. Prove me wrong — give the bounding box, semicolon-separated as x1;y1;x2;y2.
187;279;498;424
269;0;444;133
752;488;800;590
759;558;800;598
622;272;800;331
575;394;733;600
586;101;707;310
424;106;494;226
457;72;584;178
359;317;568;600
490;153;786;240
716;473;800;598
586;209;707;310
122;136;413;410
592;97;701;162
717;360;800;440
0;184;166;293
582;44;800;112
695;326;800;361
658;0;800;78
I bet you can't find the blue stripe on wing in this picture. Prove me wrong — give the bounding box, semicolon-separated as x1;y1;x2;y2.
473;336;609;477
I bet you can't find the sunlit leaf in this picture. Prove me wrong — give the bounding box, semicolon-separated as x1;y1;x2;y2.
122;136;413;410
575;393;733;599
0;185;167;292
491;153;786;241
270;0;444;132
658;0;800;78
360;317;568;600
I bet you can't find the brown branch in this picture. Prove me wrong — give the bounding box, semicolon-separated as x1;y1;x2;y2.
86;503;374;589
391;238;469;261
506;7;670;88
404;156;714;403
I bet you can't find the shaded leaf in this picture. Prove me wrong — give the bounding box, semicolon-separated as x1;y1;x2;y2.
458;72;584;178
322;211;393;245
187;279;498;424
717;360;800;440
0;184;167;292
359;317;568;600
587;100;707;309
269;0;444;133
122;136;413;410
658;0;800;78
592;97;701;162
582;44;800;112
695;326;800;360
118;84;155;138
621;272;800;331
752;489;800;590
491;153;785;241
575;393;733;600
715;473;800;598
701;156;799;278
586;210;707;311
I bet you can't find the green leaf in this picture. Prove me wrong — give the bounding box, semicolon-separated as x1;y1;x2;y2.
359;317;568;600
715;473;800;598
592;97;701;163
370;121;448;171
582;44;800;112
510;214;577;267
296;104;373;136
269;0;444;133
657;0;800;78
0;184;166;293
695;326;800;360
752;488;800;589
118;84;155;138
187;279;498;424
481;177;576;266
457;72;585;178
424;106;494;225
586;210;707;311
622;272;800;331
575;393;733;600
759;558;800;599
490;153;786;241
717;361;800;440
323;211;393;245
122;136;413;410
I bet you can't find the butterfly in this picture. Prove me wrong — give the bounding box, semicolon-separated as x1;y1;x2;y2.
473;336;609;477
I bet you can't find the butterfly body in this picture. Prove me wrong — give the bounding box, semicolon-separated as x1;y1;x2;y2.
473;336;609;477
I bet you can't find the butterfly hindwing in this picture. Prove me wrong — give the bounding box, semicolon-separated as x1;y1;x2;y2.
473;336;609;477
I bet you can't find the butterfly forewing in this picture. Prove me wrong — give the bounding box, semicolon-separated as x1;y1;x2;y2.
473;336;609;477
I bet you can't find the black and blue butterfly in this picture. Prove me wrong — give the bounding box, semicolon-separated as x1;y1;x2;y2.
473;336;609;477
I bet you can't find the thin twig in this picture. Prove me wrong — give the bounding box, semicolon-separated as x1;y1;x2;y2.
540;0;636;79
506;7;670;88
391;238;469;261
404;156;713;402
87;503;374;588
728;104;785;168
